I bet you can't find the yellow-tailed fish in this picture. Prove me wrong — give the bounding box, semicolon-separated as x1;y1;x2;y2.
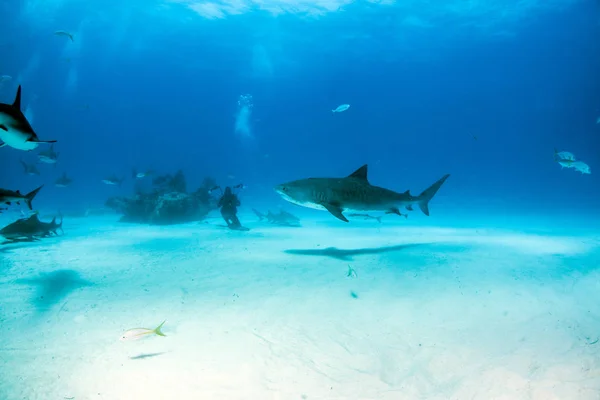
120;320;166;342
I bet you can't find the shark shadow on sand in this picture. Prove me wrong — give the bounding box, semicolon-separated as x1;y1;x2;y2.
130;352;168;360
284;243;429;261
15;269;93;311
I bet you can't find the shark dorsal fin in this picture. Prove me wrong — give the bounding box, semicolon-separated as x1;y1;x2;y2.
403;190;411;196
348;165;368;181
13;85;22;110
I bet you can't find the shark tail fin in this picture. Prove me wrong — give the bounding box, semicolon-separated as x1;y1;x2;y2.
417;174;450;216
24;185;43;210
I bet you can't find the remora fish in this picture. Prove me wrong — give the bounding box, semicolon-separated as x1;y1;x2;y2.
0;212;63;241
0;86;57;151
38;144;59;164
0;185;43;211
274;165;449;222
347;213;384;222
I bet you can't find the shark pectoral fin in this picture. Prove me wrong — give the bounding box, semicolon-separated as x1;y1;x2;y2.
0;141;5;148
387;208;403;217
0;124;7;131
323;203;348;222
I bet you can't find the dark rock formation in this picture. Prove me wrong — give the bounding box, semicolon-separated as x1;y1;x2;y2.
106;171;217;225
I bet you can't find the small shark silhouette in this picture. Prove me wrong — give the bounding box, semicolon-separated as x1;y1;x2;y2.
55;172;73;187
253;208;301;226
0;86;56;151
20;159;40;176
38;144;59;164
0;185;43;211
275;165;449;222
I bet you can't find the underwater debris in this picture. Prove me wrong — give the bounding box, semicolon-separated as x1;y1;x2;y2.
106;170;214;225
120;320;167;342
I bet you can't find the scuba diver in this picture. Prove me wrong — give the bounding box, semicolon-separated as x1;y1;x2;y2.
212;184;246;230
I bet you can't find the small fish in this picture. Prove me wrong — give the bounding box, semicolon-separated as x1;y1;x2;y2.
332;104;350;113
102;175;124;186
132;168;154;179
0;75;11;83
572;161;591;174
120;320;166;342
347;265;357;278
554;148;576;162
54;30;74;42
348;213;382;223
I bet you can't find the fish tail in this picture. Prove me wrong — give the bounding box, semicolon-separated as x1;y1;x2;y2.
153;320;167;337
24;185;44;210
417;174;450;216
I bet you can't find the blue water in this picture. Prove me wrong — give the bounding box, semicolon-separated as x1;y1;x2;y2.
1;1;600;399
0;0;599;216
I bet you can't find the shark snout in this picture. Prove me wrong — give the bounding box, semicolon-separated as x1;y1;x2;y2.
273;184;286;194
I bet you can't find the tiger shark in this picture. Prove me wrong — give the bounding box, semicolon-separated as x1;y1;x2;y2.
0;85;57;151
274;165;449;222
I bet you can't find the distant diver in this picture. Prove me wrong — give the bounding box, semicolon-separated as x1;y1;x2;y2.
216;185;244;230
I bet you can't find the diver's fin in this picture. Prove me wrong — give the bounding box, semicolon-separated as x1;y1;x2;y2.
323;203;348;222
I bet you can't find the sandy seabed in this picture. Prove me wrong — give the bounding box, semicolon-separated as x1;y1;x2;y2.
0;213;599;400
